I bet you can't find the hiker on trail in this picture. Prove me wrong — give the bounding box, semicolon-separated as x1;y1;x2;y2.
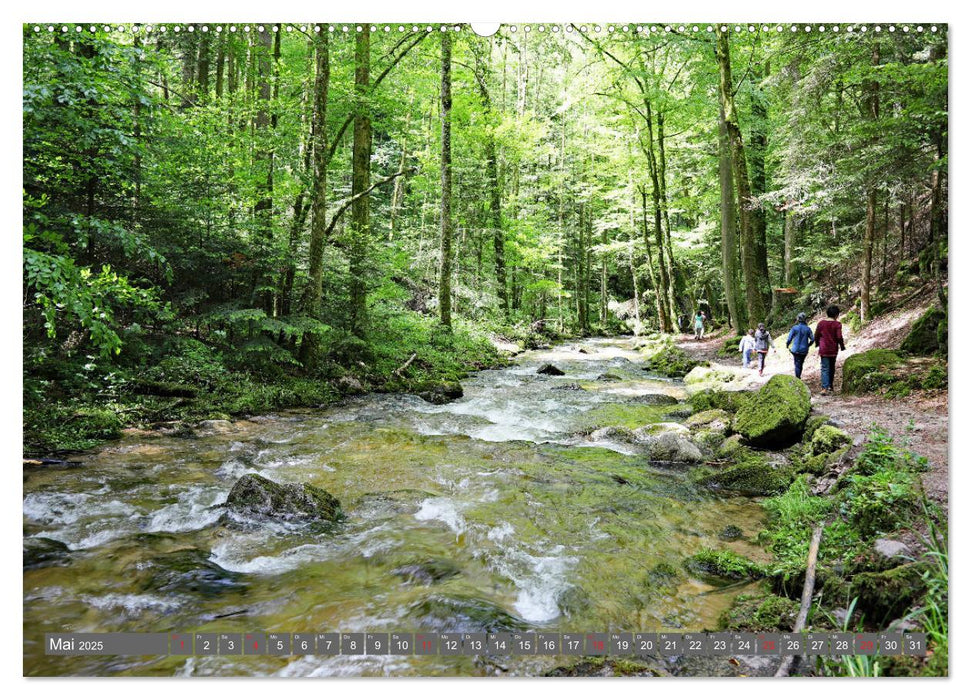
815;305;846;395
694;310;705;340
739;329;756;368
754;323;772;376
786;312;815;380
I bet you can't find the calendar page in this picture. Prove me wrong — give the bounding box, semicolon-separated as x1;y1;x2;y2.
21;10;949;684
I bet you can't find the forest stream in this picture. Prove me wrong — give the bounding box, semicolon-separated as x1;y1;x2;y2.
23;337;769;677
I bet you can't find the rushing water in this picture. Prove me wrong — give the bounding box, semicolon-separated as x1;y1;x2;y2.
23;338;767;677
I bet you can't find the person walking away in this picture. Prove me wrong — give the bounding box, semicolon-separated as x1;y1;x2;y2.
754;323;772;376
786;312;815;380
739;329;756;368
815;305;846;395
694;311;705;340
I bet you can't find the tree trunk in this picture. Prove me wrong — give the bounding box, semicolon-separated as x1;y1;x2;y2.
348;25;372;337
438;30;454;330
783;208;798;287
215;34;225;99
719;105;742;330
716;32;765;327
750;59;771;308
253;27;276;315
640;187;666;330
861;42;880;324
656;111;679;326
301;31;330;327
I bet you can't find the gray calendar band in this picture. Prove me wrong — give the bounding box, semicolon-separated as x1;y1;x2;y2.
42;632;928;657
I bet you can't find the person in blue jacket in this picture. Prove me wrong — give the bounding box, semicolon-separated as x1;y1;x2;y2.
786;312;815;380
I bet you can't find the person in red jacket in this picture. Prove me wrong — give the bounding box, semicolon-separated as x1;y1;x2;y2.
815;305;846;395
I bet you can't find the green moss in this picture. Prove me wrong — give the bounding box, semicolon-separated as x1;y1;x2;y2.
690;389;749;414
644;346;701;378
811;425;852;456
685;409;732;432
225;473;343;523
719;594;800;631
900;306;946;355
716;434;745;459
683;548;766;584
801;414;831;444
837;468;922;539
849;562;930;622
732;375;811;448
922;364;947;390
579;403;674;431
843;350;904;394
885;381;912;398
718;336;746;357
696;451;794;496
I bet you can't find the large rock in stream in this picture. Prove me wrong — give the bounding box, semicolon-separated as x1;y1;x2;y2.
632;423;704;463
732;375;810;448
224;473;342;523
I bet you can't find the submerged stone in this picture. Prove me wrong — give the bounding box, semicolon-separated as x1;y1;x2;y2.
137;548;247;596
407;594;526;632
732;375;810;448
392;559;462;586
696;453;794;496
683;549;765;584
685;409;732;435
718;525;744;541
414;380;463;405
224;473;342;523
23;536;71;571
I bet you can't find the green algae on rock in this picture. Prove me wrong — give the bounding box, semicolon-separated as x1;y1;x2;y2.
719;593;799;631
842;349;904;393
224;473;343;523
683;548;766;584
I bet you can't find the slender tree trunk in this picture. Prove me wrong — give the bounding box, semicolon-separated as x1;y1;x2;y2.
196;29;210;99
438;30;454;330
640;187;666;330
348;25;372;337
719;106;742;330
716;32;765;327
656;111;679;325
783;208;798;287
750;59;771;308
301;32;330;326
861;42;880;324
215;34;225;99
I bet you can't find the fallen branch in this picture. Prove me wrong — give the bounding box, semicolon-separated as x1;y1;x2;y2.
394;352;417;377
774;522;824;677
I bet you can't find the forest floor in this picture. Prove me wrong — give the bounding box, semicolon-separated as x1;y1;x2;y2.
676;291;949;510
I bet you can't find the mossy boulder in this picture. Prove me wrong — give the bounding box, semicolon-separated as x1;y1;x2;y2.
690;389;748;414
684;365;740;385
842;349;904;394
716;434;746;459
685;409;732;435
810;425;852;456
719;594;799;631
683;549;765;584
695;452;794;496
643;346;701;378
414;380;463;405
848;562;930;622
224;473;342;523
68;408;123;441
900;306;946;355
632;423;703;463
801;414;832;443
732;375;810;448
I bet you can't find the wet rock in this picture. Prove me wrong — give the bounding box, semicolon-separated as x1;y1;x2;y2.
224;473;342;523
415;380;463;405
589;426;635;442
335;375;365;395
647;432;704;463
732;375;810;448
685;409;732;435
629;393;679;405
632;422;691;440
683;549;765;584
719;525;744;541
392;559;461;586
696;453;794;496
874;539;911;561
551;382;584;391
663;407;694;420
137;548;247;596
23;537;71;571
556;585;593;616
644;561;681;595
196;419;234;435
597;371;624;381
684;365;742;385
354;489;439;516
537;363;566;376
407;594;526;632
